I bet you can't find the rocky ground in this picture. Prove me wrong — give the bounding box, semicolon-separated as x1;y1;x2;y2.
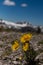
0;31;43;65
30;34;43;65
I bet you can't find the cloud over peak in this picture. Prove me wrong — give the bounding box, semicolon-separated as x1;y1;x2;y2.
3;0;16;6
21;3;28;7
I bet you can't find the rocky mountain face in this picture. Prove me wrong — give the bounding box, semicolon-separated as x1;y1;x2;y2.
0;19;43;33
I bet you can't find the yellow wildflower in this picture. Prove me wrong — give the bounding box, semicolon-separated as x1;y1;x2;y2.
20;33;32;43
11;40;19;51
23;43;29;51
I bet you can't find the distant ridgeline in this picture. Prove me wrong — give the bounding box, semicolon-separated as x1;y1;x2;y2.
0;19;43;33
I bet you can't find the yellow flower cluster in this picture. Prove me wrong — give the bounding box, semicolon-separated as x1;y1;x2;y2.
11;33;32;52
11;40;19;51
21;33;32;51
20;33;32;43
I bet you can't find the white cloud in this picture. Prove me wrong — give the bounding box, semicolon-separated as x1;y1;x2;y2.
21;3;28;7
3;0;16;6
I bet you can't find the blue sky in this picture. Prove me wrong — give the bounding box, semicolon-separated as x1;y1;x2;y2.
0;0;43;25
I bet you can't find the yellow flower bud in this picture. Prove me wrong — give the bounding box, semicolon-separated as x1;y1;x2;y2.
20;33;32;43
11;40;19;51
23;43;29;51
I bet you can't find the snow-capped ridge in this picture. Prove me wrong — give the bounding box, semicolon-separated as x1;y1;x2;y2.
0;20;28;28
